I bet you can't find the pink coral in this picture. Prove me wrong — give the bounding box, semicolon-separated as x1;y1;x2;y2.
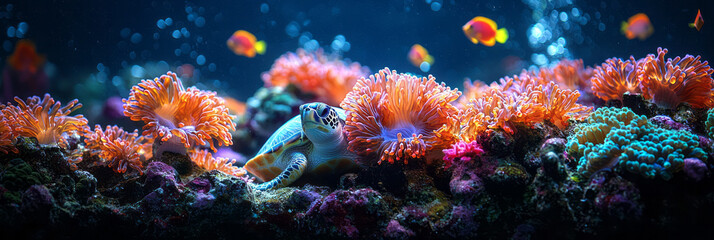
442;141;484;169
123;72;235;153
340;68;461;164
262;48;368;106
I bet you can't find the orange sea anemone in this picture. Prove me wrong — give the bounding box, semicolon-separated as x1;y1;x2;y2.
0;110;18;154
460;72;589;139
590;56;644;102
537;59;594;92
83;125;148;174
123;72;235;153
262;48;369;106
497;71;549;95
189;149;246;177
461;85;544;139
539;82;592;129
459;79;496;107
2;94;88;148
340;68;461;164
640;47;714;108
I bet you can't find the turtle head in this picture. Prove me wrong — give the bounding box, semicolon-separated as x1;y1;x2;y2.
300;102;343;144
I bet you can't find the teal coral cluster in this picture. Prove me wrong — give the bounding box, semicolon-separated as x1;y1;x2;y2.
568;107;707;180
706;108;714;139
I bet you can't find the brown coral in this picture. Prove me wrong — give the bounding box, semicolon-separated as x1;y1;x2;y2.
340;68;461;164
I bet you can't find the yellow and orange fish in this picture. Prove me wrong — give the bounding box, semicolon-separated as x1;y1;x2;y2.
621;13;654;40
462;16;509;47
689;9;704;31
226;30;266;58
407;44;434;68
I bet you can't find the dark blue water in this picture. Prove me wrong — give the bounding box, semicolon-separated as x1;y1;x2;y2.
0;0;711;117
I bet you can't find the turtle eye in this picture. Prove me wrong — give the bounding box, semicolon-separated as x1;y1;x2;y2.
319;106;330;117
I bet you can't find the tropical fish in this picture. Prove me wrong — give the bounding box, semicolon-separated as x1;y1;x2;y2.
226;30;266;57
462;16;509;47
407;44;434;68
3;39;48;102
689;9;704;31
7;39;45;74
621;13;654;40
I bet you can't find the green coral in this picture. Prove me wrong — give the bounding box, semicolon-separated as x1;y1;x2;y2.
1;158;51;203
706;108;714;139
567;107;706;180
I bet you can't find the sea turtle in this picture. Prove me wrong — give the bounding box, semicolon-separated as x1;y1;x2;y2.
244;102;358;190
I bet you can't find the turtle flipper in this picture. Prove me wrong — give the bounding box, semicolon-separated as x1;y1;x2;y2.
251;152;307;191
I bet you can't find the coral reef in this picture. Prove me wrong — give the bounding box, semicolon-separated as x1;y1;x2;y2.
340;68;461;164
262;48;369;106
568;107;707;179
2;47;714;239
707;108;714;139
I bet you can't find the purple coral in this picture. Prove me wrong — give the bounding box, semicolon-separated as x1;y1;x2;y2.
649;115;691;131
301;188;387;238
21;185;55;218
590;174;643;221
437;205;479;238
683;158;708;182
144;161;180;191
383;219;415;238
443;141;485;169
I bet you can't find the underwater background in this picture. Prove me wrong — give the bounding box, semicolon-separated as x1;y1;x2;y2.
0;0;712;116
2;0;714;239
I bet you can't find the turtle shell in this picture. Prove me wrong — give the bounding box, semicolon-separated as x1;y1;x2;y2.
244;108;348;182
244;115;309;181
